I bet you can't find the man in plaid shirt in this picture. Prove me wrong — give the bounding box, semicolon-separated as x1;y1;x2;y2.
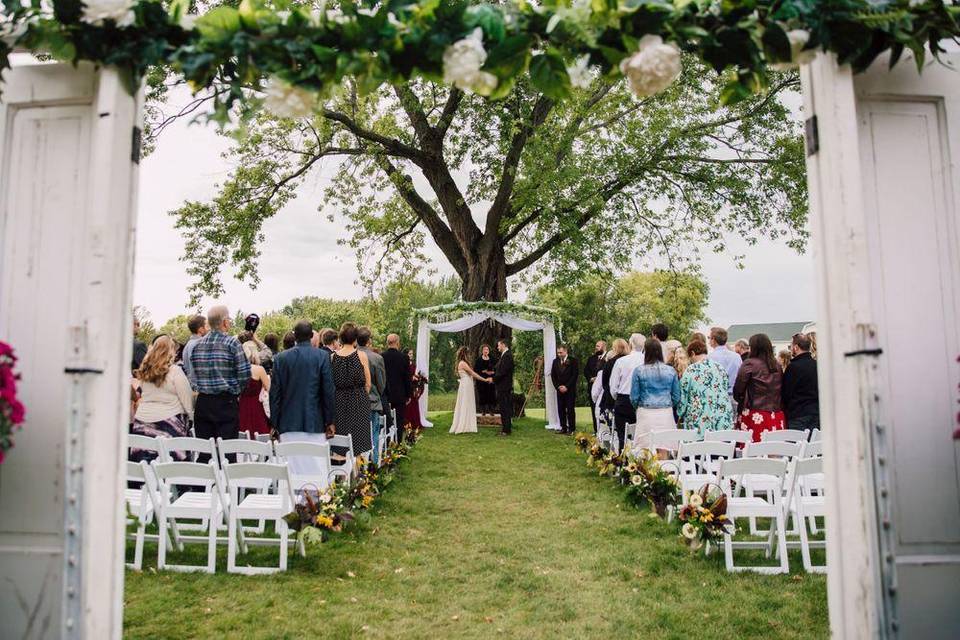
189;305;250;459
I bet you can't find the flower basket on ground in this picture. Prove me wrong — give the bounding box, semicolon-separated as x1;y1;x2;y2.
624;449;680;518
0;341;25;465
677;484;733;550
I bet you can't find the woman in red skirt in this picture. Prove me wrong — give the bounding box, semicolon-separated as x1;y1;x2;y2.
733;333;785;442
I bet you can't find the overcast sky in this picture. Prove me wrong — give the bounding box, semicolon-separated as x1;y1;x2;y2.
133;89;816;329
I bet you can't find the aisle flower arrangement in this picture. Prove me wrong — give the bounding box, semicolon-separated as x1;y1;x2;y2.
677;485;733;550
624;449;680;518
0;341;25;465
284;439;414;547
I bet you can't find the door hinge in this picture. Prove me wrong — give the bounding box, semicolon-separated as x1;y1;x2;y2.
805;115;819;157
131;126;142;164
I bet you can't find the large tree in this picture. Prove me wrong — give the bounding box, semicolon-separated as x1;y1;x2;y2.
173;55;805;346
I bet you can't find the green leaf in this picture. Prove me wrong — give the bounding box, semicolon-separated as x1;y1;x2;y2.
464;4;506;43
196;7;242;40
238;0;263;30
761;23;791;62
529;51;570;101
483;34;532;77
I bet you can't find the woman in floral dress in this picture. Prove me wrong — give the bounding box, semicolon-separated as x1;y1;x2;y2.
733;333;785;442
677;340;733;435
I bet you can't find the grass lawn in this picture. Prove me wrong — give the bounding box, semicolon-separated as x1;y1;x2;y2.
123;412;828;639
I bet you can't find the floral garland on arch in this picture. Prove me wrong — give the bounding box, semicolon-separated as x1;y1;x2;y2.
413;300;560;326
2;0;959;122
0;341;26;465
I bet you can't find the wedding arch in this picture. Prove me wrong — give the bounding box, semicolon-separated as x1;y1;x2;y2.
413;302;561;430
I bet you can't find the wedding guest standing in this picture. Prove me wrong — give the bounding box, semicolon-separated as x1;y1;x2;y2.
677;340;733;435
609;333;646;450
583;340;606;432
132;316;148;373
733;333;785;442
405;349;424;429
357;327;387;463
550;345;579;434
734;339;750;361
319;328;338;356
262;333;279;374
332;323;373;459
781;333;819;434
474;344;498;417
629;338;680;445
181;314;208;389
383;334;412;441
493;339;515;436
130;336;193;461
601;339;630;419
707;327;741;397
238;342;271;436
269;320;335;439
282;331;296;350
190;305;250;462
777;349;792;373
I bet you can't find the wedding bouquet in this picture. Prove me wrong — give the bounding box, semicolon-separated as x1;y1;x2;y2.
0;341;25;465
677;484;733;550
624;449;680;518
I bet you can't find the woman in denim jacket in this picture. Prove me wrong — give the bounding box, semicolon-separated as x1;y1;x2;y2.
629;338;681;444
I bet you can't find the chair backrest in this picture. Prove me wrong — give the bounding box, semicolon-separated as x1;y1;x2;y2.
799;440;823;458
152;460;219;489
760;429;808;443
744;441;801;459
255;433;272;443
274;441;334;490
224;462;294;506
719;457;788;482
127;460;148;483
623;423;637;448
647;429;701;451
794;456;823;478
703;429;752;445
160;437;216;463
809;428;821;442
327;435;354;456
240;430;252;440
677;440;734;476
217;438;273;466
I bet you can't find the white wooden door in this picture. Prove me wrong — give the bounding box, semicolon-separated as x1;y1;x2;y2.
802;51;960;639
0;59;140;639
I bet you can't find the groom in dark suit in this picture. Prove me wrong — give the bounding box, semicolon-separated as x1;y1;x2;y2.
550;345;579;435
493;338;514;436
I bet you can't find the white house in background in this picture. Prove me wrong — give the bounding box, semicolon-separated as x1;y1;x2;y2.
727;321;816;353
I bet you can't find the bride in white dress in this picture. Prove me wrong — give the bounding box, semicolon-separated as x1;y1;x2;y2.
450;347;493;434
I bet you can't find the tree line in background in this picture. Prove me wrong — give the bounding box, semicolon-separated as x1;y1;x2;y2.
134;270;708;405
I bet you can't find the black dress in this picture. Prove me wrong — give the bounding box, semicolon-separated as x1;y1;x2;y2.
474;355;498;412
332;350;372;454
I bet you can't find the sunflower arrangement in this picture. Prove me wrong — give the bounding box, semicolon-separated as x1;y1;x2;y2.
677;484;733;550
624;449;680;518
283;482;355;546
573;432;594;453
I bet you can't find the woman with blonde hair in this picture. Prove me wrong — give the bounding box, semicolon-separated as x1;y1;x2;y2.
130;335;193;461
450;346;492;434
239;341;271;436
672;345;691;378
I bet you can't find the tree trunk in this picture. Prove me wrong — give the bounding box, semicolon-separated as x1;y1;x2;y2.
461;245;508;356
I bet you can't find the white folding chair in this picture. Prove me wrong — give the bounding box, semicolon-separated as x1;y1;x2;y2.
676;441;735;505
760;429;808;443
718;457;790;574
255;433;272;444
621;422;637;454
328;434;357;477
742;441;801;535
785;457;827;573
125;460;174;570
809;428;822;442
128;433;164;462
274;441;345;490
224;462;303;574
240;430;252;440
799;439;823;458
153;461;226;574
218;438;276;533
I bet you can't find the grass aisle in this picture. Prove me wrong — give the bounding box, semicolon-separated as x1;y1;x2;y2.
124;414;827;639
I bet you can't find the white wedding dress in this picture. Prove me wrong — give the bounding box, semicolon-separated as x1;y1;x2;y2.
450;368;478;434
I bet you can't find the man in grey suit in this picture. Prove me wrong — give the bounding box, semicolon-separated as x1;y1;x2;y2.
357;326;387;463
269;320;336;442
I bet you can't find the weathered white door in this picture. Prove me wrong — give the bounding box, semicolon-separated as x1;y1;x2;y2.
803;52;960;638
0;59;140;639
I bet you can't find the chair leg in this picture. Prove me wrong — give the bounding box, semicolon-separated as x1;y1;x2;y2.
724;533;734;572
775;511;790;574
133;521;146;570
797;503;813;573
206;507;218;574
227;510;237;574
279;521;288;571
157;509;167;570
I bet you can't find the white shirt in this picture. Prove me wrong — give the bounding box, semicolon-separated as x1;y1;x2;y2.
591;373;604;406
609;351;645;396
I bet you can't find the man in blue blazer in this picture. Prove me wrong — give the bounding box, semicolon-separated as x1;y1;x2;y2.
270;320;336;438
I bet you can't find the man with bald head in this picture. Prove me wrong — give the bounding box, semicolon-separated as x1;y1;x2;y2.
189;304;250;461
382;333;411;443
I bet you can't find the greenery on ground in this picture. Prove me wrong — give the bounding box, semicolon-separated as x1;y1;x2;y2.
124;412;827;639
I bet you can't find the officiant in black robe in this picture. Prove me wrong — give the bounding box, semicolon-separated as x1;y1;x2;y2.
474;344;498;414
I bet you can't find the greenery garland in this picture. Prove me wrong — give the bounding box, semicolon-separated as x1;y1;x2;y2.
413;300;561;326
2;0;958;122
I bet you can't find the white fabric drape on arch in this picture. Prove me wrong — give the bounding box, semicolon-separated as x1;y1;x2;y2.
415;313;559;429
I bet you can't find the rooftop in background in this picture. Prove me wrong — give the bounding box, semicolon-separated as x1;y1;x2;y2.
727;321;814;344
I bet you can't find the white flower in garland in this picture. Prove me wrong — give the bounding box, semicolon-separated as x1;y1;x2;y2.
80;0;137;28
567;55;593;89
771;29;816;70
263;77;317;119
681;523;698;539
618;34;682;98
442;27;499;96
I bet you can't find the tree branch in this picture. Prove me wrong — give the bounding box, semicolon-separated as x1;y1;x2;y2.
436;88;463;139
322;109;424;161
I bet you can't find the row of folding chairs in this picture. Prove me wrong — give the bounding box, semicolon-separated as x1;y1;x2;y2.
670;438;825;574
126;456;304;575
